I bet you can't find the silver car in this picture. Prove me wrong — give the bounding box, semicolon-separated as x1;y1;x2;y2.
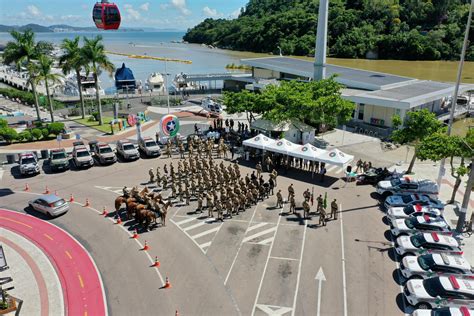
28;194;69;217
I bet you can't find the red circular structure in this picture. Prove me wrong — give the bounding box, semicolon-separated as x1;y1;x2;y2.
92;1;121;30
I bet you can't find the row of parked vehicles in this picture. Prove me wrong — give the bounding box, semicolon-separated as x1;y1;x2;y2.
18;137;162;176
375;176;473;315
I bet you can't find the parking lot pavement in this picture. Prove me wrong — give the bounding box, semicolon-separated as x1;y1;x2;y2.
0;153;403;315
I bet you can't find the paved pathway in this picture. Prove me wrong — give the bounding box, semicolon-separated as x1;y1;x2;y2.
0;209;107;316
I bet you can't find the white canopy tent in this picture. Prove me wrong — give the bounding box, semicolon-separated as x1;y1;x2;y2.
317;148;354;167
291;143;327;160
265;139;297;155
243;135;354;167
242;134;274;150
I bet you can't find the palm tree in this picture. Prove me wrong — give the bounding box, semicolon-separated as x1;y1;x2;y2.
3;30;53;122
60;37;87;119
81;35;115;125
33;55;63;122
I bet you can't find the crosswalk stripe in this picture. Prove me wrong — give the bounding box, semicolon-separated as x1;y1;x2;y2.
191;226;221;239
199;241;212;249
247;222;267;232
242;227;277;243
175;216;197;226
258;237;274;245
183;221;207;232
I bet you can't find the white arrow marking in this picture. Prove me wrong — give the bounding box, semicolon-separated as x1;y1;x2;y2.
315;267;326;316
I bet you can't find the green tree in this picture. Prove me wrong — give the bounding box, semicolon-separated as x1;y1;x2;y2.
0;127;18;143
60;37;87;119
81;36;115;125
3;30;53;121
391;109;443;174
223;89;273;124
0;119;7;128
418;132;472;203
47;122;65;136
31;128;42;140
32;55;63;122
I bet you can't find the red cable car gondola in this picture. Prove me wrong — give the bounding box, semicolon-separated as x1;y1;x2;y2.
92;0;121;30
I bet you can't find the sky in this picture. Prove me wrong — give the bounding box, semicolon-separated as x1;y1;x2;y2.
0;0;248;30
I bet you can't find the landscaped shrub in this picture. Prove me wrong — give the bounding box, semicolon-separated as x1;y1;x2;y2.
0;119;7;128
47;122;65;136
0;127;18;143
41;128;50;139
31;128;42;140
18;130;32;142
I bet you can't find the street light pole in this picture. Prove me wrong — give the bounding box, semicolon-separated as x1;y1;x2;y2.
164;59;170;114
436;0;474;190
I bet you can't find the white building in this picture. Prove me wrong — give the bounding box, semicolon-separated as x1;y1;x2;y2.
240;56;474;135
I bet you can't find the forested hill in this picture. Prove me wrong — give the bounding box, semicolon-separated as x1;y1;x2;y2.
183;0;474;61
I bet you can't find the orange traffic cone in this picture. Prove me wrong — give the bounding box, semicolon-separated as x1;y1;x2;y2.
132;229;139;239
24;183;30;191
116;215;122;225
83;198;90;207
142;240;149;251
175;310;179;316
44;186;50;194
69;194;75;202
102;207;108;216
152;256;160;267
163;277;171;289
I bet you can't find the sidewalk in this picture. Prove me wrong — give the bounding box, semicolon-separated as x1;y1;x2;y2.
0;228;64;316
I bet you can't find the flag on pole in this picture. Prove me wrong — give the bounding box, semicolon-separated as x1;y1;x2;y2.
311;186;314;205
323;192;327;209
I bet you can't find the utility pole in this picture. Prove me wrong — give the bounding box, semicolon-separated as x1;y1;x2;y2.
164;59;170;114
313;0;329;81
437;0;473;190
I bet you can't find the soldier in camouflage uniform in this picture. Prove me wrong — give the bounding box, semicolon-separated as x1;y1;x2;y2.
289;195;296;214
276;190;283;208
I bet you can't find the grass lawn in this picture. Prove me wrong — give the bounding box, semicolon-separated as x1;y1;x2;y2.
73;117;114;134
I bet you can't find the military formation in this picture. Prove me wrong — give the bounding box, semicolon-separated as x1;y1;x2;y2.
144;137;275;221
120;135;339;228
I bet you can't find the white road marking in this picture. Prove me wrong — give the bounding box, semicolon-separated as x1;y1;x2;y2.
183;220;208;232
256;304;292;315
340;203;348;316
247;222;268;232
0;168;4;181
258;236;275;245
224;203;261;285
171;217;223;254
269;256;299;261
251;212;283;316
242;226;277;243
191;226;220;239
94;186;123;195
291;218;308;316
174;216;198;226
315;267;326;316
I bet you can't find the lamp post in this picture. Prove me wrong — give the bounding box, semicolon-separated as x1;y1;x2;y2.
437;0;473;191
164;59;171;114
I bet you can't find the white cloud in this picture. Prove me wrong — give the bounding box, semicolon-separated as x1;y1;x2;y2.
27;5;41;17
123;4;141;21
202;6;222;18
139;2;150;11
170;0;191;16
160;3;170;10
230;8;242;19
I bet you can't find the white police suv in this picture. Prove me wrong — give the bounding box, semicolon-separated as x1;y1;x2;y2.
377;177;438;199
395;232;462;258
387;204;443;223
400;253;473;280
384;194;444;210
391;215;451;238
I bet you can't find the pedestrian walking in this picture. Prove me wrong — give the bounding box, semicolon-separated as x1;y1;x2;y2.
288;183;295;201
319;208;326;226
331;198;338;220
276;190;283;208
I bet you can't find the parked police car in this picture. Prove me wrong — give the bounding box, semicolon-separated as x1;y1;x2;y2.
138;137;161;157
48;148;70;172
400;253;473;280
411;307;474;316
391;215;451;238
395;232;462;258
72;144;94;169
116;140;139;161
404;275;474;309
19;152;40;176
386;204;443;224
384;194;444;210
89;141;116;165
377;177;438;199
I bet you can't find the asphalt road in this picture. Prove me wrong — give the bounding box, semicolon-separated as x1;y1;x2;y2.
0;152;403;316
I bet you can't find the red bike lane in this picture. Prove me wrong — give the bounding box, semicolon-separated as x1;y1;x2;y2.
0;209;107;316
